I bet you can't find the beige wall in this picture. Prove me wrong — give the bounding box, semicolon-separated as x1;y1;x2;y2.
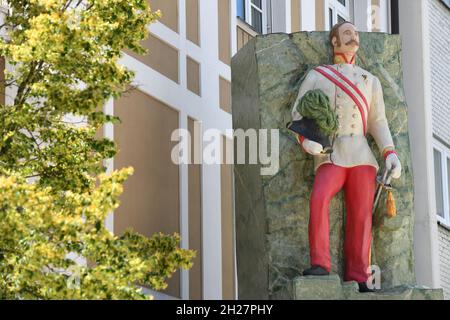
316;0;326;31
186;0;200;46
188;117;203;300
236;26;253;51
125;33;179;84
219;77;232;114
221;136;235;299
218;0;231;65
148;0;179;33
187;56;201;96
291;0;302;32
114;88;181;298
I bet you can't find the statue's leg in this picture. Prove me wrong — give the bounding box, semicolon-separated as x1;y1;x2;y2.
343;165;377;283
309;163;347;272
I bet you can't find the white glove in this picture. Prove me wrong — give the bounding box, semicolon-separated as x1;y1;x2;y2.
386;153;402;179
302;139;323;156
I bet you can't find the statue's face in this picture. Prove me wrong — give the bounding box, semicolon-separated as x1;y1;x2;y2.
333;23;360;54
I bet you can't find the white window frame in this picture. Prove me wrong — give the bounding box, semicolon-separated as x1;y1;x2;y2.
441;0;450;10
325;0;353;30
433;138;450;228
238;0;268;34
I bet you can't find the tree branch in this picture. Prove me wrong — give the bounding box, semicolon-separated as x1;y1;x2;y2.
14;61;44;106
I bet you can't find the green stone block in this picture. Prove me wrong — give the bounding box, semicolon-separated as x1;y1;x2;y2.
232;31;423;300
292;276;444;300
293;275;344;300
343;284;444;300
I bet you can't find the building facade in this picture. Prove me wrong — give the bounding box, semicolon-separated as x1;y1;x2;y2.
107;0;237;300
108;0;450;300
429;0;450;300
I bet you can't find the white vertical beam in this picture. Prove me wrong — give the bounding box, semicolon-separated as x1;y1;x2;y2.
379;0;389;32
324;0;330;30
201;156;223;299
353;0;371;31
201;0;219;115
179;112;190;300
271;0;291;33
285;0;292;33
245;0;252;25
300;0;316;31
104;98;114;233
398;0;441;289
199;0;222;299
231;0;237;56
179;0;187;92
262;0;268;34
178;0;190;301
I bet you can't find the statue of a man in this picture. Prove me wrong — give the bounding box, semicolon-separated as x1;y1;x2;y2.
291;22;402;292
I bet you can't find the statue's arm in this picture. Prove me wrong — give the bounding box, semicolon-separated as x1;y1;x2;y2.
291;70;324;154
367;77;395;156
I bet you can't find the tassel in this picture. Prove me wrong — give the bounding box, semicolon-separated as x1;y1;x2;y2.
386;190;396;218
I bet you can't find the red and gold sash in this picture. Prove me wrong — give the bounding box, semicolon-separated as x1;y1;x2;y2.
313;65;369;135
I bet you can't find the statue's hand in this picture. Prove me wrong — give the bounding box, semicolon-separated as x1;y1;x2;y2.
386;153;402;179
302;139;323;156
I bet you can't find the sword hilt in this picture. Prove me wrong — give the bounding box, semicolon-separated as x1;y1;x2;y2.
373;169;394;214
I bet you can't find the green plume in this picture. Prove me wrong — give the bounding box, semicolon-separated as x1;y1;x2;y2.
296;89;339;136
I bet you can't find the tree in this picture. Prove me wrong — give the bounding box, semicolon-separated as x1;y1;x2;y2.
0;0;194;299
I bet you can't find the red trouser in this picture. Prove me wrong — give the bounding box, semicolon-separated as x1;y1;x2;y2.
309;163;377;283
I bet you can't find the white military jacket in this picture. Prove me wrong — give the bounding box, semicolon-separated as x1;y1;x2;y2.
291;63;395;172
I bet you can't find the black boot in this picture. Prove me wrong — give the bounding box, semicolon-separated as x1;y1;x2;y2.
302;265;329;276
358;282;376;293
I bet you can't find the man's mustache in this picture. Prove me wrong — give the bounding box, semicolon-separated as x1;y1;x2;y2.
345;40;359;46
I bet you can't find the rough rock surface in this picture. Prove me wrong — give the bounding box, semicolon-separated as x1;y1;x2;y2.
292;275;443;300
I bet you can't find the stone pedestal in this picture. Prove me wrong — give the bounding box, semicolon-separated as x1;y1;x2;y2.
292;276;443;300
231;32;430;299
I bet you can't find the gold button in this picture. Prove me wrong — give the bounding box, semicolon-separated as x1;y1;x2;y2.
337;94;343;98
338;105;343;109
352;114;357;118
350;133;355;137
351;124;356;128
338;115;343;119
353;105;357;109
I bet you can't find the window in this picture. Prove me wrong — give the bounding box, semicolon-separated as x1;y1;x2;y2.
237;0;245;19
441;0;450;10
326;0;353;30
236;0;267;34
251;0;263;33
433;139;450;227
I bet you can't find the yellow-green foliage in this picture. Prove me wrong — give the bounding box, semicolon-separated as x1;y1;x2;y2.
0;170;195;299
0;1;194;299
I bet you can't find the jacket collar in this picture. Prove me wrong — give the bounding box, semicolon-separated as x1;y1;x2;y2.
333;52;356;65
